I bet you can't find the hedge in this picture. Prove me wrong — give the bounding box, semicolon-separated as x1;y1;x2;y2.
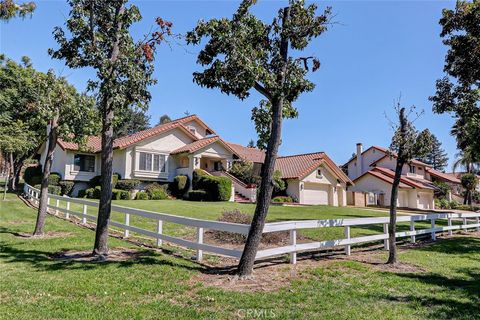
148;188;168;200
23;166;42;185
58;180;74;196
112;189;131;200
48;173;62;186
170;175;189;198
84;186;102;199
186;190;208;201
30;175;43;186
135;191;149;200
194;175;232;201
192;169;208;189
88;173;120;188
34;184;61;195
272;196;294;203
116;179;140;191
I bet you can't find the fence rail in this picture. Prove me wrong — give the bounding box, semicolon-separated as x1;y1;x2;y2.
24;184;480;264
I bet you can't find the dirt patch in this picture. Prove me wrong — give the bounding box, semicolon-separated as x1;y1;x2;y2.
11;231;73;239
4;220;30;225
50;247;148;262
339;252;426;273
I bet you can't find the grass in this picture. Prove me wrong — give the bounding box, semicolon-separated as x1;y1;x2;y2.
1;192;479;319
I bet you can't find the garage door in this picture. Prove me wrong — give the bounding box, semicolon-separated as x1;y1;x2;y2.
398;191;409;208
303;183;330;205
418;192;433;209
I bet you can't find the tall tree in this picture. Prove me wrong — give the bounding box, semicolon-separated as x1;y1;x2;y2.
158;114;171;125
187;0;331;276
453;150;479;174
50;0;172;256
416;129;449;171
460;173;478;205
387;103;431;265
33;70;97;236
114;107;151;138
0;0;35;20
0;55;45;190
430;1;480;169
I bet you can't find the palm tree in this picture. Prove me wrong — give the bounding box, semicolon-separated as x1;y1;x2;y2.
452;150;479;174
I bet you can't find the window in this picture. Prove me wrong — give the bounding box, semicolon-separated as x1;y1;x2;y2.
73;154;95;172
316;168;323;178
409;165;416;174
138;152;166;172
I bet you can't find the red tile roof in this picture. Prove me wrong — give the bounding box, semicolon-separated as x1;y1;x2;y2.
426;168;461;184
171;136;218;154
275;152;351;184
354;167;435;190
370;154;429;168
57;115;203;153
226;142;266;163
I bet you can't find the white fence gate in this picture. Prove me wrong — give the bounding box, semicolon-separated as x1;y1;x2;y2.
24;184;480;264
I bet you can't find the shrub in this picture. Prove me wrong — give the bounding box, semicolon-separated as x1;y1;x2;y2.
433;181;451;199
135;191;149;200
89;175;102;187
23;166;42;185
449;200;459;210
194;175;232;201
145;182;162;193
85;186;102;199
116;179;140;191
192;169;208;189
33;184;62;195
170;175;190;197
186;190;208;201
58;180;75;196
112;173;120;188
77;189;87;198
30;175;43;186
209;210;288;244
228;160;260;185
148;188;168;200
272;170;286;195
438;198;450;209
48;173;62;186
272;196;293;203
112;189;131;200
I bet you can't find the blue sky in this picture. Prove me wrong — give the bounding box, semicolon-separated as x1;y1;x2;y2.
0;0;457;168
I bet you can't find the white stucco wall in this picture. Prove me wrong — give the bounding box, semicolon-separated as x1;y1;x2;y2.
183;120;208;139
347;147;386;180
286;179;300;202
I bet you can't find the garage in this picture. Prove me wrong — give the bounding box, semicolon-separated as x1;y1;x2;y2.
398;190;409;208
303;183;330;205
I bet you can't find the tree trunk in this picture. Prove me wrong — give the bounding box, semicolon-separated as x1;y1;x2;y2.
92;3;124;256
237;6;290;277
387;107;407;265
33;118;58;236
7;153;15;191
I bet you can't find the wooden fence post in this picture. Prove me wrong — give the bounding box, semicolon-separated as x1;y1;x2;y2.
448;216;453;236
156;220;163;247
431;218;436;241
344;226;351;256
66;200;70;219
82;204;87;224
55;199;60;216
463;217;468;232
476;217;480;232
290;229;297;264
410;220;415;243
196;227;204;262
383;223;389;251
124;213;130;238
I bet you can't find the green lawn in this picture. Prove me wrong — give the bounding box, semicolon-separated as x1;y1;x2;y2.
1;193;479;319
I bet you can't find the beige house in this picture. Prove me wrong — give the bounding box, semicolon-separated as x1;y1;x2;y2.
344;143;458;210
38;115;350;205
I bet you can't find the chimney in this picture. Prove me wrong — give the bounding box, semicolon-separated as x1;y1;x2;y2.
356;143;363;178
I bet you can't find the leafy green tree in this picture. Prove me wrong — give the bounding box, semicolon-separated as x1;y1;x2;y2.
33;70;97;236
416;129;449;171
387;103;432;265
0;55;44;190
460;173;478;206
50;0;172;255
187;0;331;276
0;0;35;20
247;139;255;148
114;107;150;138
453;150;479;174
158;114;171;125
430;1;480;169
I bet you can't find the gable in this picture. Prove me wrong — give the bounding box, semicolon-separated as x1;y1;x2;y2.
135;127;195;152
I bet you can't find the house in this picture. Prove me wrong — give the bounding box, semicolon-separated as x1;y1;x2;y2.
37;115;350;206
344;143;459;210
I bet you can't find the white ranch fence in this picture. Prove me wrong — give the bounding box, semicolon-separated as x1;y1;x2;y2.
24;183;480;264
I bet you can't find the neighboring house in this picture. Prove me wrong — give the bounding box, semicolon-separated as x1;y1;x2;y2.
37;115;350;206
344;143;459;210
441;172;480;203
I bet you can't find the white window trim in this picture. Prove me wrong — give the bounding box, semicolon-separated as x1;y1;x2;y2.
71;153;96;174
135;149;169;174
